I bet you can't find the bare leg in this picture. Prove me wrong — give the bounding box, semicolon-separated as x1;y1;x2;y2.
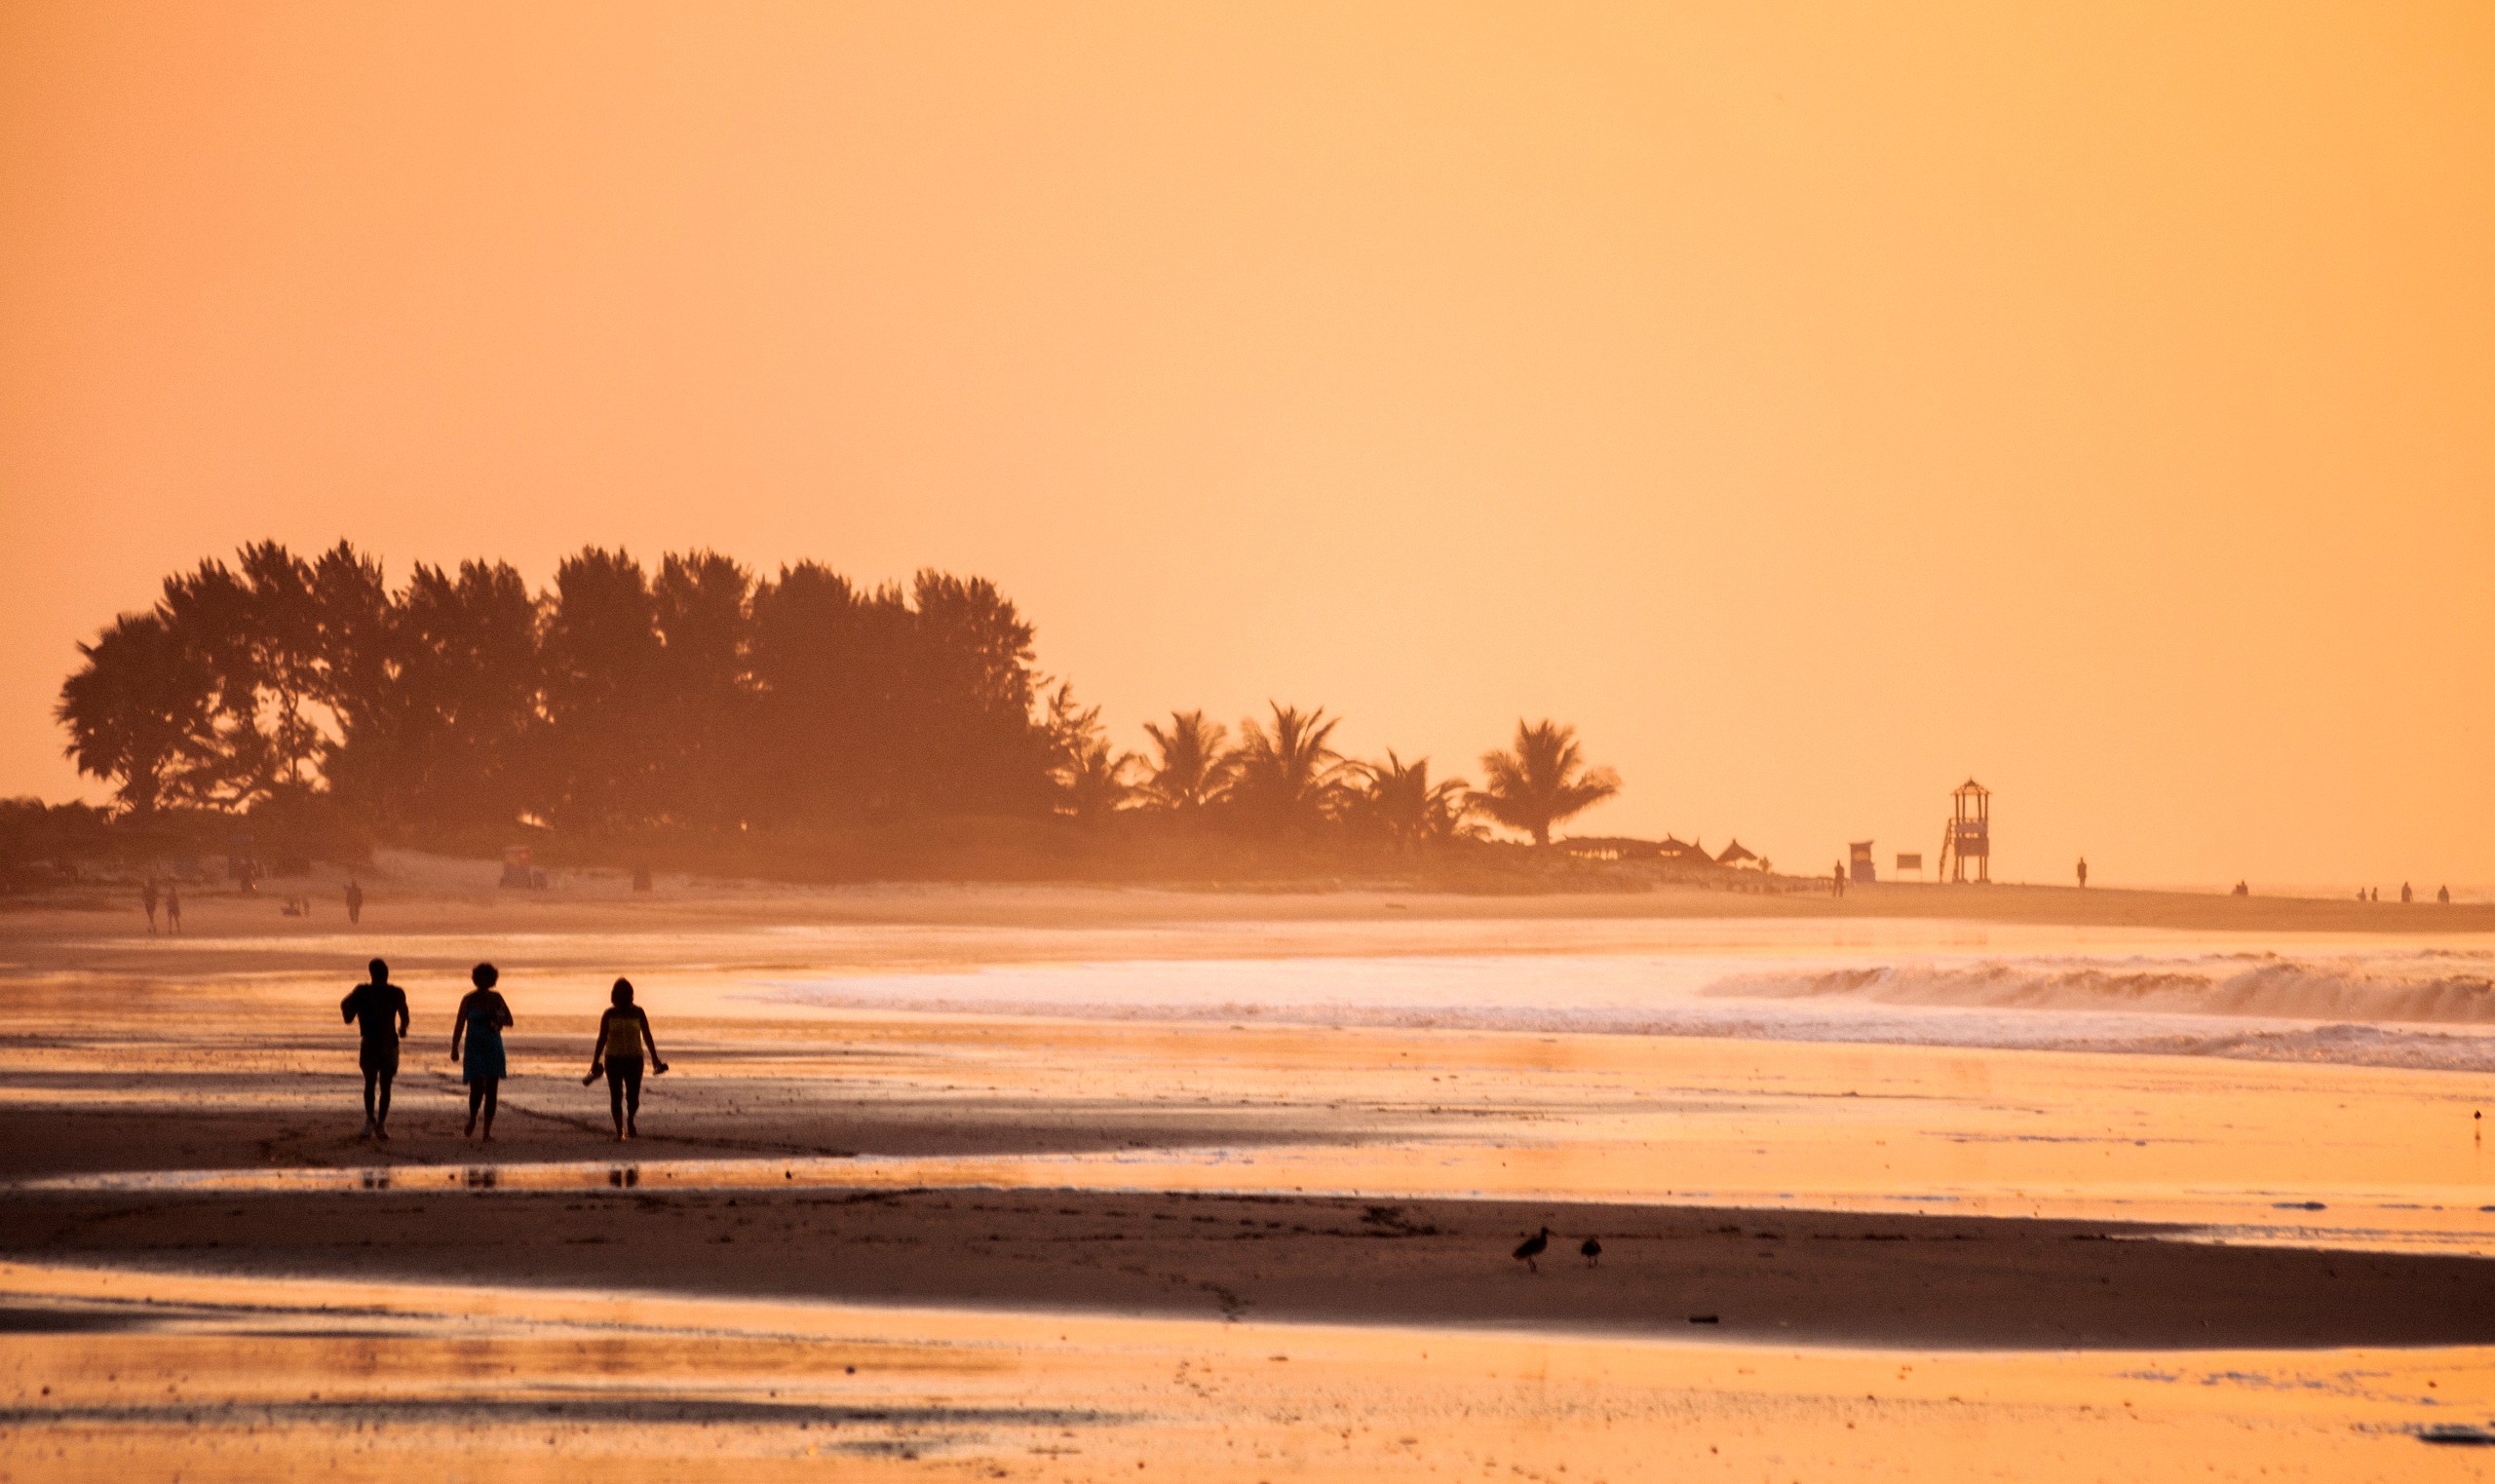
466;1084;483;1137
374;1072;394;1139
361;1070;379;1133
624;1061;642;1139
607;1069;627;1140
480;1081;498;1140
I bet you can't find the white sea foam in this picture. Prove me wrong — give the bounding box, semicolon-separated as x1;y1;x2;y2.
1706;951;2495;1024
753;945;2495;1072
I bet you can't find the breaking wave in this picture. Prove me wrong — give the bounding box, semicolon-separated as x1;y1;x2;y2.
1703;951;2495;1025
755;946;2495;1073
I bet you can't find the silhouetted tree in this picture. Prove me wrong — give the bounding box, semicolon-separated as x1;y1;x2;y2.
722;563;1057;828
158;545;332;806
1042;683;1136;824
1353;751;1474;850
1137;710;1233;814
900;572;1047;816
539;548;664;830
307;543;392;731
1229;704;1351;835
55;612;216;816
305;543;398;813
58;543;1423;863
335;558;540;830
1473;720;1621;846
651;551;754;828
748;562;872;823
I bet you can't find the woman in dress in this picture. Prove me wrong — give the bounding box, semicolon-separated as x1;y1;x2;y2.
450;962;515;1140
582;977;667;1141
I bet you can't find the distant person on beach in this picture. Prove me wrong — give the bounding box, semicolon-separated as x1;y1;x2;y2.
341;958;410;1140
450;962;514;1140
344;878;364;926
583;978;668;1141
2401;882;2413;903
1831;861;1845;898
2232;880;2248;896
164;883;181;934
140;878;158;932
2440;885;2452;904
2076;857;2088;889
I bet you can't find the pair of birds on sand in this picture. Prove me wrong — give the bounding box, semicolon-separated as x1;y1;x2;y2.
1513;1226;1599;1273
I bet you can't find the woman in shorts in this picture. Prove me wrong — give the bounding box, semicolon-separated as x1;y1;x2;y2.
582;977;668;1141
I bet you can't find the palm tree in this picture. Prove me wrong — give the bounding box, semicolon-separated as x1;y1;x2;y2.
1472;719;1621;846
1042;682;1136;823
1056;735;1137;823
1228;703;1352;833
1137;710;1233;813
1354;751;1474;850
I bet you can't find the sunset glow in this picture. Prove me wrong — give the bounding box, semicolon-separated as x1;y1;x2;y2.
5;12;2494;1479
6;4;2490;884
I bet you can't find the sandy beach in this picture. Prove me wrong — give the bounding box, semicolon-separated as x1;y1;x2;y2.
5;878;2494;1477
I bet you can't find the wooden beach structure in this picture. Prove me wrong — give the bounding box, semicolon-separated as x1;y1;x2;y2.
1935;779;1991;884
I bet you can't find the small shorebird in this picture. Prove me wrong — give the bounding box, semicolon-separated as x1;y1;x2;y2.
1513;1227;1552;1274
1580;1236;1602;1268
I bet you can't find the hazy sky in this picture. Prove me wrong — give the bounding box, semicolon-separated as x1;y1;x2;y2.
4;4;2490;888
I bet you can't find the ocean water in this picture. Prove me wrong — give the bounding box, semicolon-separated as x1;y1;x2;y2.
758;943;2495;1071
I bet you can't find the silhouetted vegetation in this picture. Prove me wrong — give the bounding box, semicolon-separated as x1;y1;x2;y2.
1352;752;1477;851
0;798;116;893
47;541;1655;886
1136;710;1231;814
1473;720;1623;847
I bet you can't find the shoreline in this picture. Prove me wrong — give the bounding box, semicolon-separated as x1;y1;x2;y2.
10;873;2494;943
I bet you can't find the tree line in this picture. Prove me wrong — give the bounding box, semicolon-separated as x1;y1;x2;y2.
56;541;1622;854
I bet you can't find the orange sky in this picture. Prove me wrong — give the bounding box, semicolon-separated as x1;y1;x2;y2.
3;3;2490;888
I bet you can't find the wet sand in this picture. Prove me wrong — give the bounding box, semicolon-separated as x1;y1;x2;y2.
9;1183;2493;1350
4;1262;2492;1482
4;882;2493;1475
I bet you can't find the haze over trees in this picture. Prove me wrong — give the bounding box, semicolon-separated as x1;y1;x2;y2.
53;541;1629;872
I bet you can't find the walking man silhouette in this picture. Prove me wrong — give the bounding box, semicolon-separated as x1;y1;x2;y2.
164;883;181;934
344;878;365;926
140;878;159;932
2076;856;2088;889
342;958;410;1140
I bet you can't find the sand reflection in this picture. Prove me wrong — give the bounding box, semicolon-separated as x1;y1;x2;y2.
0;1261;2487;1482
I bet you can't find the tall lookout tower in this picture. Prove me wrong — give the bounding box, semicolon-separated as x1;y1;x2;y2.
1936;778;1992;884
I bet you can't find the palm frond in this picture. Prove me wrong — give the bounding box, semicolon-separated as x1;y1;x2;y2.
1470;720;1622;845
